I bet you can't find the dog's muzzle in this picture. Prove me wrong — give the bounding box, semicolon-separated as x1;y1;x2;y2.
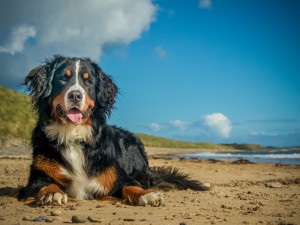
56;105;93;124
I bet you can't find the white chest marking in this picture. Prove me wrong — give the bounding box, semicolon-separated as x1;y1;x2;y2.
60;144;105;199
44;122;104;199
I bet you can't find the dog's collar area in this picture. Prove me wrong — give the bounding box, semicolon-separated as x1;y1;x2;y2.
43;121;93;145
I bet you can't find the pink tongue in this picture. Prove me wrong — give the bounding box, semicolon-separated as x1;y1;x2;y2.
66;109;82;123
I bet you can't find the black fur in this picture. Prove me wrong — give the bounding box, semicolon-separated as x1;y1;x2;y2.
150;166;208;191
18;55;208;202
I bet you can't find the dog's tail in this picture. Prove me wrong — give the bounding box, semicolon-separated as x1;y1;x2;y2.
149;166;210;191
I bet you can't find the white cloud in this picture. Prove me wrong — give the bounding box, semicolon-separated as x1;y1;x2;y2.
150;123;164;132
169;120;189;131
0;25;36;55
202;113;232;138
0;0;157;88
149;119;190;133
199;0;212;9
153;45;167;58
34;1;156;57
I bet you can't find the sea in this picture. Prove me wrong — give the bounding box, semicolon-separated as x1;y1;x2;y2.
179;149;300;165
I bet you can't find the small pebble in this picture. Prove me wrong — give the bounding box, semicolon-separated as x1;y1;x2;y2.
33;216;49;222
40;216;49;220
50;210;62;216
33;217;43;222
203;182;211;188
71;215;88;223
124;218;135;221
265;182;282;188
88;216;104;222
70;205;77;210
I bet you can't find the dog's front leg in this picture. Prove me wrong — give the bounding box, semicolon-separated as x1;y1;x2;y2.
122;185;163;206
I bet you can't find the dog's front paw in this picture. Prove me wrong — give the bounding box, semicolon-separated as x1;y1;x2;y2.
37;184;67;205
138;192;163;207
39;192;68;205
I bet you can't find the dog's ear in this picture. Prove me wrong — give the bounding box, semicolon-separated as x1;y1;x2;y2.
24;63;49;109
92;63;118;116
24;55;64;109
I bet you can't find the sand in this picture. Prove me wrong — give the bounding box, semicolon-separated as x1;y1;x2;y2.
0;146;299;225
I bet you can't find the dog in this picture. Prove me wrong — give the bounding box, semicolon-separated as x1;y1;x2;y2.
18;55;208;206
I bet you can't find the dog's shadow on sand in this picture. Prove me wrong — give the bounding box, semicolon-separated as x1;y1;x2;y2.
0;187;20;197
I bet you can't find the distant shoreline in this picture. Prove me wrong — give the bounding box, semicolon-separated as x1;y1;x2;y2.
145;146;300;156
0;138;299;161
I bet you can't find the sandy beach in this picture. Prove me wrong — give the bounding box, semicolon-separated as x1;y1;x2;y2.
0;145;299;225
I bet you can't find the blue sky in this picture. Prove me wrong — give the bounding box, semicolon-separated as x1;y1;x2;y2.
0;0;299;147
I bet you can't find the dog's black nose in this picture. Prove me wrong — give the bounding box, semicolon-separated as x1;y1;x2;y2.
68;90;83;103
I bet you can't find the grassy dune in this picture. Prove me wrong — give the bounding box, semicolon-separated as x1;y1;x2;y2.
136;134;270;150
0;85;36;139
136;133;234;150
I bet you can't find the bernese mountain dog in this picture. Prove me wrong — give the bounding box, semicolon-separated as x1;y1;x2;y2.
18;55;208;206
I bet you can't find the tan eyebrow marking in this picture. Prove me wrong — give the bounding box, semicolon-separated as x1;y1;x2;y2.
83;72;89;79
65;69;72;77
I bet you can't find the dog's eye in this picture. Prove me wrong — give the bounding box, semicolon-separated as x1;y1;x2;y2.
65;69;72;77
83;72;93;85
83;72;89;79
59;69;72;83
